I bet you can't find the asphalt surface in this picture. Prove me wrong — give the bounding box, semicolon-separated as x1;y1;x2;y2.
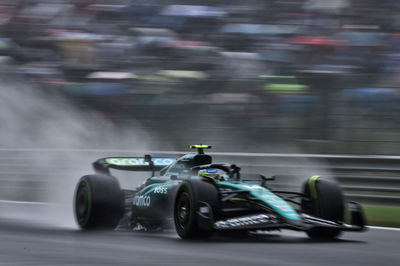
0;219;398;266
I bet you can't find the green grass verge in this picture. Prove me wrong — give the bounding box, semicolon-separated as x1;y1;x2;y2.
362;205;400;228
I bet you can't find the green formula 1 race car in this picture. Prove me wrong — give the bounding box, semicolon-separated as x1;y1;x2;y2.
74;145;366;239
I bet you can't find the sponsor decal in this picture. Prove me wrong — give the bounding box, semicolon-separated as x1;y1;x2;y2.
154;186;168;194
133;195;151;207
214;214;275;229
153;158;176;166
106;157;175;166
199;206;210;214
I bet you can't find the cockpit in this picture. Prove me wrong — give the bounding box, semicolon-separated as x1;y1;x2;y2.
161;153;212;176
160;145;242;182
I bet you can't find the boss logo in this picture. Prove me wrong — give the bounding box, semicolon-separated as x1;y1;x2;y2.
154;186;168;194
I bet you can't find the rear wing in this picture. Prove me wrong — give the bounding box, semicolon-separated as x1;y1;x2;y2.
93;156;176;175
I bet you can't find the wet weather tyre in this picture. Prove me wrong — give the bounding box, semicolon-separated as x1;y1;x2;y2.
174;179;219;239
302;178;344;239
74;175;124;230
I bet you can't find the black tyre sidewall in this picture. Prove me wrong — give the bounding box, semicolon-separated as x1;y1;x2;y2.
74;175;124;230
302;178;344;239
174;184;196;238
313;180;344;222
174;179;219;239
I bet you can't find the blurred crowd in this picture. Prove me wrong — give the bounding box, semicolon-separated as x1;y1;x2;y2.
2;0;400;153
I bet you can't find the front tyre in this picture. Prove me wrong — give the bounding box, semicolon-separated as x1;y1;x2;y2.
74;175;124;230
302;177;344;239
174;179;219;239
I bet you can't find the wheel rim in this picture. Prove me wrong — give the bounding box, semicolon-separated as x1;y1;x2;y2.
176;192;191;230
75;181;91;226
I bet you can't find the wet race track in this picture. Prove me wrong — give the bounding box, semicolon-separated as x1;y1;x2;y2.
0;218;398;266
0;150;398;266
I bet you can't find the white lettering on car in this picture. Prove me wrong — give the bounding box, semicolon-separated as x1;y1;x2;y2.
154;186;168;194
108;158;145;166
133;195;151;207
153;158;175;166
106;157;175;166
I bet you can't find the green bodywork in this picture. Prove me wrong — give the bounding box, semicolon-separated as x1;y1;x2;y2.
133;150;302;221
136;176;301;221
218;181;301;220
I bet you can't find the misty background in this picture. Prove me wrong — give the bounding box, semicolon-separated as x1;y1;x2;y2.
1;0;400;154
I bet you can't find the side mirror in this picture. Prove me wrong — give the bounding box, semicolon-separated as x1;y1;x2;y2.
241;173;275;186
230;164;241;180
261;175;275;181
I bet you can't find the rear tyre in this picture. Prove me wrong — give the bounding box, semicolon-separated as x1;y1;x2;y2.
302;178;344;239
74;175;124;230
174;179;219;239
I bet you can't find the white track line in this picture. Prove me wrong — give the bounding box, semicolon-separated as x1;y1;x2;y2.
367;226;400;231
0;200;50;205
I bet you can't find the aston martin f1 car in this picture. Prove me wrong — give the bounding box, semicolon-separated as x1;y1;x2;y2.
74;145;366;239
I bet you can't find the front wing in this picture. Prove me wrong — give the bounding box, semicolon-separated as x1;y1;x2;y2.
209;202;366;232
